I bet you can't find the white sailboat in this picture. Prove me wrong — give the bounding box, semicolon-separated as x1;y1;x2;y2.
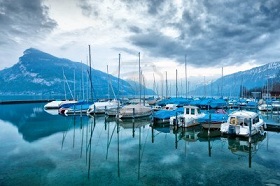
118;52;152;119
87;99;119;115
44;100;77;110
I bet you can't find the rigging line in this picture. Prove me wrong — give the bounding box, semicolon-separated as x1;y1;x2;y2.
61;117;73;150
106;123;117;159
62;68;74;100
86;69;96;100
153;132;161;137
92;125;106;155
107;124;117;150
140;126;150;163
80;117;85;158
109;77;117;99
86;119;96;151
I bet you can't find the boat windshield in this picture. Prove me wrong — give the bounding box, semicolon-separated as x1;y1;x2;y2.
185;107;201;115
253;116;260;124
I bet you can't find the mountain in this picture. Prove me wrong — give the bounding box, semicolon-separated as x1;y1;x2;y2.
0;48;155;99
192;62;280;97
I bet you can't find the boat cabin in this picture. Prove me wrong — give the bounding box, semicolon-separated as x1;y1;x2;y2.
183;106;202;116
228;112;260;127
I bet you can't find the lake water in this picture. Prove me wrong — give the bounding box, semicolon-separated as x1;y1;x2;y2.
0;103;280;186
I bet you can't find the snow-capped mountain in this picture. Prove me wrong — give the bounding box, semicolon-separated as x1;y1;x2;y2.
192;62;280;97
0;48;155;99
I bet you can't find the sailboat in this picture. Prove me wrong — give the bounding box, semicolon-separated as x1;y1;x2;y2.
118;52;152;120
87;65;120;115
87;99;119;115
61;45;98;116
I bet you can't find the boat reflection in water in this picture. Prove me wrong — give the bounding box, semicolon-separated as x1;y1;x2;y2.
87;115;152;179
118;117;152;180
222;132;267;168
2;102;280;185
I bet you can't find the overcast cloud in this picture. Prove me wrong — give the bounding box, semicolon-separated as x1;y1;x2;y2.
1;0;280;80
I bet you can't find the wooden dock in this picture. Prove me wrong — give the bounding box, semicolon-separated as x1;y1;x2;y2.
0;99;54;104
265;121;280;132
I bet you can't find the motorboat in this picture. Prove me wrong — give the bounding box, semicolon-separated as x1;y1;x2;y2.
153;107;184;124
169;105;205;127
220;110;266;137
258;103;273;111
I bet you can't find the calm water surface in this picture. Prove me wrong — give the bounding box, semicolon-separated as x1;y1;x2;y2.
0;103;280;186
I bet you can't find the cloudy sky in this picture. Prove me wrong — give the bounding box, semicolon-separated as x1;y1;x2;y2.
1;0;280;84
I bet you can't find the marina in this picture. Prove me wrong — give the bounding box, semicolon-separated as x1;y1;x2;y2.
0;101;280;185
2;1;280;185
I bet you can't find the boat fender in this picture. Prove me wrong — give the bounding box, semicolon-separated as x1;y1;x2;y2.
264;123;267;129
261;126;264;133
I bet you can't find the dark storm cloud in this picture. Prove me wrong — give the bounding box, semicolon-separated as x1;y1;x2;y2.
145;0;165;15
112;47;139;56
78;0;280;68
130;32;185;59
128;26;142;34
127;0;280;67
0;0;57;46
78;0;98;17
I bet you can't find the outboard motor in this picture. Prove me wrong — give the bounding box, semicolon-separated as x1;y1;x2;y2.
228;125;236;137
172;118;177;125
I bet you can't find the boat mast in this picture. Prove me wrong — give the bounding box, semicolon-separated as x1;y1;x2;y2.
221;67;223;98
176;69;178;98
63;68;66;100
142;71;145;106
107;65;109;100
185;54;188;98
88;45;93;101
165;71;168;98
118;53;121;104
153;73;157;97
204;76;206;97
138;52;142;105
81;61;85;100
74;69;76;100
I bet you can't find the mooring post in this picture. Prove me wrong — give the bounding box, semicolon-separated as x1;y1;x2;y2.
249;118;252;143
176;112;178;130
208;113;211;136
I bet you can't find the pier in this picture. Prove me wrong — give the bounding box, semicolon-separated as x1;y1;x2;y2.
265;121;280;132
0;99;54;104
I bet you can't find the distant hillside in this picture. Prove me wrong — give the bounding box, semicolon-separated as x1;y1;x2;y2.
0;48;155;99
192;62;280;97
